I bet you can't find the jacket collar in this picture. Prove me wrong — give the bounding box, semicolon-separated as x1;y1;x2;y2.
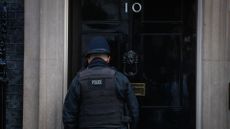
87;57;109;68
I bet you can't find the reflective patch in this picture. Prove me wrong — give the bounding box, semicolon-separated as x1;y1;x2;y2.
91;79;102;85
89;79;104;89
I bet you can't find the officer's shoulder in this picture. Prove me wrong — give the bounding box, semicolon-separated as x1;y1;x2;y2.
109;66;117;71
109;66;120;74
71;73;80;83
77;67;90;77
111;68;129;81
72;68;87;81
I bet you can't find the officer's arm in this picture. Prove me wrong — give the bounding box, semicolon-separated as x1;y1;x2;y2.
115;72;139;129
126;81;139;129
63;76;80;129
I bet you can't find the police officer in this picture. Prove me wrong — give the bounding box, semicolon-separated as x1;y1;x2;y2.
63;36;139;129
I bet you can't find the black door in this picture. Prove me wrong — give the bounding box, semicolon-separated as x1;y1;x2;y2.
0;2;7;128
0;85;2;128
0;82;5;129
69;0;197;129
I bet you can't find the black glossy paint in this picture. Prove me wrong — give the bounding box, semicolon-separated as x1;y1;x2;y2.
69;0;197;129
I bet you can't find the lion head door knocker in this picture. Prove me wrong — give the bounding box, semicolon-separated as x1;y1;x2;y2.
122;50;139;76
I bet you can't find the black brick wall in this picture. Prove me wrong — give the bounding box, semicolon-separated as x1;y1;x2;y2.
1;0;24;129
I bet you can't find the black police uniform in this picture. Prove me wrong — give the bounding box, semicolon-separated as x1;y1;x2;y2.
63;58;139;129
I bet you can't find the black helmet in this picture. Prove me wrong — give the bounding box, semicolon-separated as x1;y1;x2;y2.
85;36;110;56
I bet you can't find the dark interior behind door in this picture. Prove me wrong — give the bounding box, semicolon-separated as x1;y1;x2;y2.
69;0;197;129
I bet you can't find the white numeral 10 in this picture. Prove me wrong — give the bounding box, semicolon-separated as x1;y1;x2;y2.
125;2;142;13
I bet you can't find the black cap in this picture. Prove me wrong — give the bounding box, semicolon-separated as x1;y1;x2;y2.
85;36;111;56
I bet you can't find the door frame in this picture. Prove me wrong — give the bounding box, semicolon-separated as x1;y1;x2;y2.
64;0;204;128
63;0;69;102
196;0;203;129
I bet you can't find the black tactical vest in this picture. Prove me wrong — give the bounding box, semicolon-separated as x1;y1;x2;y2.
78;67;124;128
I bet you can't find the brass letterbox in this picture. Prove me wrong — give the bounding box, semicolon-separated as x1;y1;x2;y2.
131;83;146;96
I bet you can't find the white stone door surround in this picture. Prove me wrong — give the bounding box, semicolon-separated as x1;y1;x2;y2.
24;0;68;129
